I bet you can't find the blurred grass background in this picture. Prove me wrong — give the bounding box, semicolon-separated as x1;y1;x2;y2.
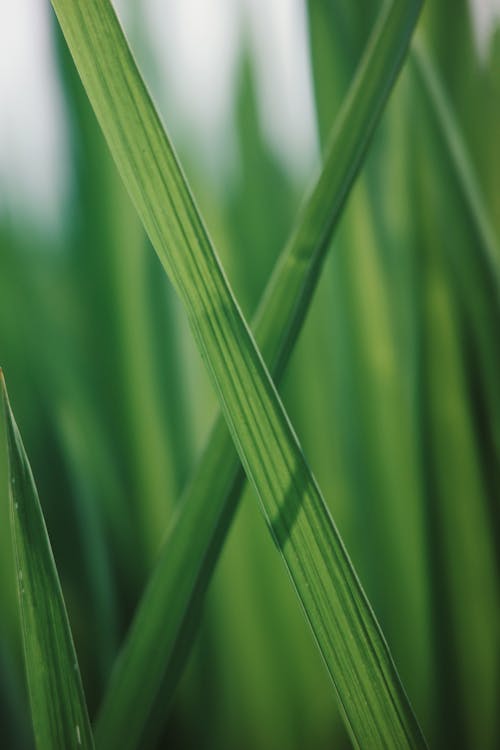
0;0;499;748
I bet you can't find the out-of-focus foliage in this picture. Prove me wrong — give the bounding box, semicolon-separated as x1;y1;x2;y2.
0;0;498;748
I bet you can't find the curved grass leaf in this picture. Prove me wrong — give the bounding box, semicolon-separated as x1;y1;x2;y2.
0;370;94;750
50;0;426;747
93;1;428;748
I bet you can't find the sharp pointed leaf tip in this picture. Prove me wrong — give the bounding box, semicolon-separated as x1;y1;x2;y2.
0;368;9;412
0;370;14;425
0;368;10;404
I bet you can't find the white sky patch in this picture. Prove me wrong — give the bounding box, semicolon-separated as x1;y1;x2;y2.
468;0;500;62
142;0;318;179
0;0;68;228
0;0;319;225
143;0;241;172
241;0;318;178
1;0;499;229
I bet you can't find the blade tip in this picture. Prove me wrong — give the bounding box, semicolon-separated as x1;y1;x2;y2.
0;368;9;405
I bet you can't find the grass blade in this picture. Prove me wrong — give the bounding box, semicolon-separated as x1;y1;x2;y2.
94;2;428;747
0;370;94;750
50;0;426;747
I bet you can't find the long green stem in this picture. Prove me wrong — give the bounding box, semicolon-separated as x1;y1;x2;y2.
51;0;425;747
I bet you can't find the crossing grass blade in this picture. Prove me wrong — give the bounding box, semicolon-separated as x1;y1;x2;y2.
50;0;426;747
0;370;94;750
93;1;427;747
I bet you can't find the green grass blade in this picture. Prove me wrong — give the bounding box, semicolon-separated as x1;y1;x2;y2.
50;1;426;747
0;370;94;750
94;2;427;747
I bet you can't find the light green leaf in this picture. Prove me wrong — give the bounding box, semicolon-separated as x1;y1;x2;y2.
50;0;426;747
1;370;94;750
